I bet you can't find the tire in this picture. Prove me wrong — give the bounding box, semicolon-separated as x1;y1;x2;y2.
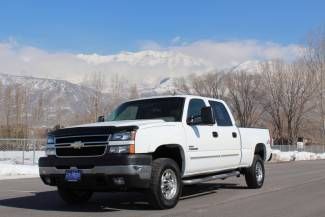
57;187;93;204
147;158;182;209
244;155;265;189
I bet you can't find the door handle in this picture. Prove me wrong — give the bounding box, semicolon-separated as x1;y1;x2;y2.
232;132;237;138
189;146;198;150
212;131;218;138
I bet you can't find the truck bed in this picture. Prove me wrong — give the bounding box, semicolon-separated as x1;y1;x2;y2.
238;127;271;166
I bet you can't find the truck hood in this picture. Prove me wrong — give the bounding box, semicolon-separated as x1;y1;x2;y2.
66;119;166;129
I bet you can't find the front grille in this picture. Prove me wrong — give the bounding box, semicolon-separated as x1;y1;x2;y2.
56;135;109;144
56;146;106;157
55;134;109;157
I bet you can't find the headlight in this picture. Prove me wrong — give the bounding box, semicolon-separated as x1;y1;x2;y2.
108;131;136;154
110;131;133;141
45;135;56;156
47;135;55;144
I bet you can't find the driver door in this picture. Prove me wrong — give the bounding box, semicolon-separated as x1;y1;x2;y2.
184;98;220;174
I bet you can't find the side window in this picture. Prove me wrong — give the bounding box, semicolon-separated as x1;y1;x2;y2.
209;101;233;126
187;99;206;120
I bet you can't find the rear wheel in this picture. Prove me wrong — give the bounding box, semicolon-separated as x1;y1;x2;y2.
57;187;93;204
147;158;182;209
244;155;265;188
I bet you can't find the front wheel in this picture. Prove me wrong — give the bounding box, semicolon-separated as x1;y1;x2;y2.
244;155;265;188
57;187;93;204
147;158;182;209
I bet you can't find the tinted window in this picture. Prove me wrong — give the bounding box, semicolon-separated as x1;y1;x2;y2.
187;99;206;120
209;101;233;126
106;97;185;122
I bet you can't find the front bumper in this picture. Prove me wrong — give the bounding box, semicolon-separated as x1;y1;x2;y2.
39;154;152;190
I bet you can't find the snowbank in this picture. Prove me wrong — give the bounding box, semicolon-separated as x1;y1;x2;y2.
271;150;325;162
0;160;39;179
0;151;44;179
0;151;44;165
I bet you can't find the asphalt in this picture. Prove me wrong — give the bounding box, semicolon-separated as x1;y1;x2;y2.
1;160;325;217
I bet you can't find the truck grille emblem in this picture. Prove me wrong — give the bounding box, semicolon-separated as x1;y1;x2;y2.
71;141;84;149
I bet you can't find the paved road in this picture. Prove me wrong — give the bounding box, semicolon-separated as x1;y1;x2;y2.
1;160;325;217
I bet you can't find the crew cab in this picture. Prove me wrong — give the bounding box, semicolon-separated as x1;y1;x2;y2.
39;95;272;209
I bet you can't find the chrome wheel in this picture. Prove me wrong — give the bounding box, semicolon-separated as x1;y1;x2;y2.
255;161;263;183
160;169;178;200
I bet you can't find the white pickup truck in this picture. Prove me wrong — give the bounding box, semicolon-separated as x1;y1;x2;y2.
39;95;272;209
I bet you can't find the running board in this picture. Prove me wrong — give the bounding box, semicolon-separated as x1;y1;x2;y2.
182;171;240;185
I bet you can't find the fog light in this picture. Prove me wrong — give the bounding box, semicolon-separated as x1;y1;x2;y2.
133;165;143;171
45;147;56;156
113;177;125;185
44;177;52;185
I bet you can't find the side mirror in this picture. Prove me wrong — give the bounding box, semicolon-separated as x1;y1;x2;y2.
187;107;215;125
201;107;215;125
187;115;201;125
97;115;105;122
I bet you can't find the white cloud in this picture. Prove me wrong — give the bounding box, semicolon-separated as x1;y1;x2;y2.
171;40;302;68
0;39;303;89
171;36;182;45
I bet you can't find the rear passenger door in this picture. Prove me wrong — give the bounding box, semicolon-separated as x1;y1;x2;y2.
209;100;241;169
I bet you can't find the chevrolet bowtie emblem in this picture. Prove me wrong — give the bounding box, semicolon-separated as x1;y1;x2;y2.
71;141;84;149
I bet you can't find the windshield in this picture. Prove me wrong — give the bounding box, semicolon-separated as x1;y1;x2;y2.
106;97;185;122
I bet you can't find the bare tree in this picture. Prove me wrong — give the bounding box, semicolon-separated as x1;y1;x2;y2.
33;93;44;125
106;73;125;113
173;77;192;95
260;61;286;143
174;72;226;99
261;60;318;144
304;27;325;144
282;62;318;144
55;97;65;127
226;70;264;127
129;83;139;99
21;86;30;138
3;85;13;136
84;72;106;122
0;81;3;125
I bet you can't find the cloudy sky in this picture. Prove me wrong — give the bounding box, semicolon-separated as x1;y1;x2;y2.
0;0;324;85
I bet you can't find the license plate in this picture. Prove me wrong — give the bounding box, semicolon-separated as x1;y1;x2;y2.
65;169;81;182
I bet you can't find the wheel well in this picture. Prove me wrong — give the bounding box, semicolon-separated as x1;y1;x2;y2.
152;144;184;174
255;143;266;161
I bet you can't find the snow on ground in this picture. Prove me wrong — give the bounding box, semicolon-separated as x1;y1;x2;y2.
0;151;44;165
271;150;325;162
0;160;39;178
0;151;44;179
0;150;325;179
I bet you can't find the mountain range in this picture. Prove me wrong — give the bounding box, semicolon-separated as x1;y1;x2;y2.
0;49;260;127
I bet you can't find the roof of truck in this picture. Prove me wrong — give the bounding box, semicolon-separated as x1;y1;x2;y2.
127;95;224;103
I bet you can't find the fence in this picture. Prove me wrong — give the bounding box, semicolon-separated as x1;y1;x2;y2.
1;138;325;165
0;138;46;165
272;144;325;154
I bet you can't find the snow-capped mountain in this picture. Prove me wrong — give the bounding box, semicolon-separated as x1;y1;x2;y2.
141;60;263;94
0;73;101;127
76;50;214;90
77;50;211;68
231;60;261;73
140;77;175;96
0;59;262;127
